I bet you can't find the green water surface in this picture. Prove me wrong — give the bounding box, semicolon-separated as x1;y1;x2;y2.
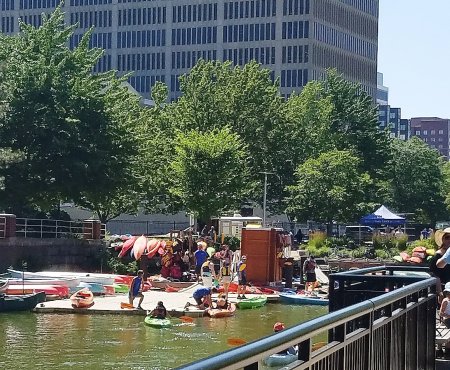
0;304;327;370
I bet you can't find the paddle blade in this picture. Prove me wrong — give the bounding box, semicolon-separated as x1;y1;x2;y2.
179;316;194;323
120;302;134;309
227;338;247;346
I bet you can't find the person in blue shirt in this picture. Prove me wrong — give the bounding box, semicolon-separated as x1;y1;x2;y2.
128;270;144;309
194;243;208;281
185;285;212;310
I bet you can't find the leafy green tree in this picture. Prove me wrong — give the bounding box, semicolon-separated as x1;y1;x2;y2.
0;6;140;218
169;128;251;224
286;150;372;227
388;137;447;223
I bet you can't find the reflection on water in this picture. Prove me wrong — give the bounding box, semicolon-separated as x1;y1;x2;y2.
0;304;326;369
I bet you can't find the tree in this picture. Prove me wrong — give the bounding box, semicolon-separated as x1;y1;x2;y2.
286;150;372;227
169;128;251;224
388;137;447;223
0;6;140;217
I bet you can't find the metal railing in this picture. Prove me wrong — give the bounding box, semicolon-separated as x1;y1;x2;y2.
16;218;105;239
106;219;190;235
176;267;436;370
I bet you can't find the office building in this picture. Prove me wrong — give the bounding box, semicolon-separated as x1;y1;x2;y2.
410;117;450;159
1;0;379;100
378;105;409;140
376;72;388;105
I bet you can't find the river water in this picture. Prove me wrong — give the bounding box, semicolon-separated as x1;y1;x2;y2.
0;304;327;370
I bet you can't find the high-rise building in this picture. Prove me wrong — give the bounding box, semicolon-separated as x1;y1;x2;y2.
410;117;450;159
0;0;379;100
378;105;409;140
377;72;388;105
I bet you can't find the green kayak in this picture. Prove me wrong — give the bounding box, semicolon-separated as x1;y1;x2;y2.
236;295;267;309
114;284;129;294
144;316;172;328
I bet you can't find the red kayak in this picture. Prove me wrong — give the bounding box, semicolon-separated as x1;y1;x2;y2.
207;303;236;318
118;236;137;258
6;285;69;298
70;288;94;308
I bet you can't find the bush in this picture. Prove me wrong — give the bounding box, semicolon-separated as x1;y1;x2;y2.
223;236;240;251
107;256;138;275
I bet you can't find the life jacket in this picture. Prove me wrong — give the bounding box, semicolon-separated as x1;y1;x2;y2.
221;266;231;276
202;261;211;274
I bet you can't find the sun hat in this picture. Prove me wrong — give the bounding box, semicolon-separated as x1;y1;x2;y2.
435;227;450;247
444;282;450;293
273;322;285;332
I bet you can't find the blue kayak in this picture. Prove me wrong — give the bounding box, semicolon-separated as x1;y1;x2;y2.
278;292;329;306
144;316;172;328
264;353;297;367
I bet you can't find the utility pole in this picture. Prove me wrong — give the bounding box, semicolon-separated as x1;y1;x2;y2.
259;171;274;227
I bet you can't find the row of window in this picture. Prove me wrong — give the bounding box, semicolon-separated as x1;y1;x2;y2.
280;69;308;88
282;21;309;40
224;0;277;19
171;27;217;46
223;23;276;43
1;0;14;10
129;75;165;94
1;16;14;33
415;130;445;136
70;11;112;29
338;0;378;17
70;32;112;50
69;0;111;6
19;13;50;27
172;4;217;23
118;7;166;26
281;45;309;64
282;0;310;16
118;0;159;3
313;22;376;59
117;52;166;72
93;55;111;73
117;30;166;48
223;47;276;66
172;50;217;70
170;74;181;93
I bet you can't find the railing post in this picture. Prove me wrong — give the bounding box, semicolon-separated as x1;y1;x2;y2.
40;219;43;239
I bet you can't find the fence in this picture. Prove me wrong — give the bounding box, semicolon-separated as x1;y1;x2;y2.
16;218;105;239
176;266;436;370
106;220;190;236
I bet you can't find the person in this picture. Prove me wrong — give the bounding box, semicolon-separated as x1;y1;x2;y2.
219;260;232;300
295;229;303;244
273;322;297;355
129;270;145;309
431;228;450;302
201;257;216;288
421;228;430;240
237;255;247;300
187;285;212;309
194;242;208;281
220;244;233;265
150;301;167;319
303;255;317;293
206;244;216;258
182;250;190;271
201;225;208;237
208;226;216;242
215;294;229;309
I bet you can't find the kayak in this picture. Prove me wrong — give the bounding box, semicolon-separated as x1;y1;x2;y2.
144;316;172;328
207;303;236;318
70;288;94;309
279;292;329;306
113;283;129;294
264;353;297;367
236;295;267;309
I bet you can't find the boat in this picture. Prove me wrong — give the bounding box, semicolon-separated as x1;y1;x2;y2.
207;303;236;318
144;316;172;328
0;280;9;293
118;236;137;258
7;269;115;285
0;291;46;312
236;295;267;309
132;235;147;260
113;283;129;294
148;279;195;290
70;288;94;309
264;353;297;367
5;284;69;298
3;277;80;289
71;282;105;295
279;291;329;306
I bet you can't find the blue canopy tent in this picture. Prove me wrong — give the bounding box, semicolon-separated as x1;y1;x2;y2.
360;205;406;226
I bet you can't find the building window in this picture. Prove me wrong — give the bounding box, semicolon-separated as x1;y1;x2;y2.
415;130;420;135
423;130;428;135
439;130;444;134
431;130;436;135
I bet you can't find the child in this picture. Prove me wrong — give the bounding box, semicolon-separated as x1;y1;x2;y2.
215;294;229;309
150;301;167;319
440;285;450;328
219;261;232;300
237;255;247;300
303;255;317;293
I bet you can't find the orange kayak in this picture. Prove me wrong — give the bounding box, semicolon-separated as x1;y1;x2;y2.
70;288;94;308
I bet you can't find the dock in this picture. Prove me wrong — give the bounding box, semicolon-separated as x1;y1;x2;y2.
33;284;279;317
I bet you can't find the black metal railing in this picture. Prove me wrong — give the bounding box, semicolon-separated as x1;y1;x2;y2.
106;219;190;235
176;266;436;370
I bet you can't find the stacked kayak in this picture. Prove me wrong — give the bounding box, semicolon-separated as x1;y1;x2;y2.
264;353;297;367
279;291;329;306
236;296;267;309
144;316;172;328
207;303;236;318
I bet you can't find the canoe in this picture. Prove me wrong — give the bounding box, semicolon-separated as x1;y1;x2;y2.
236;295;267;309
133;235;147;260
144;316;172;328
70;288;94;309
5;284;69;298
4;277;80;288
207;303;236;318
264;353;297;367
7;269;115;285
279;292;329;306
0;291;46;312
118;236;137;258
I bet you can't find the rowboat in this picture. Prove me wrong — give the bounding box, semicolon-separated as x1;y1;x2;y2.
207;303;236;318
278;291;329;306
236;296;267;309
0;292;46;312
144;316;172;328
70;288;94;309
8;269;115;285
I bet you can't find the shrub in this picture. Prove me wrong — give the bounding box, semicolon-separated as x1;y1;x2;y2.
223;236;240;251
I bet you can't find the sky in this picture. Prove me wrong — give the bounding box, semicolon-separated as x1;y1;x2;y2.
378;0;450;119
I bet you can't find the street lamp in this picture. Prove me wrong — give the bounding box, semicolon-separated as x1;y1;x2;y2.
259;171;274;227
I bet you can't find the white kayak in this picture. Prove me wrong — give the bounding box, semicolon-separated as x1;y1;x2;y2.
7;269;115;286
3;277;80;288
264;353;297;367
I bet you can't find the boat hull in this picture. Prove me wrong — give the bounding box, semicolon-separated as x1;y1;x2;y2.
144;317;172;328
264;353;297;367
70;289;94;309
0;292;46;312
279;292;329;306
207;303;236;318
236;296;267;309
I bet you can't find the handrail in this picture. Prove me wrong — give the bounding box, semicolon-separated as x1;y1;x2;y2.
176;274;436;370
